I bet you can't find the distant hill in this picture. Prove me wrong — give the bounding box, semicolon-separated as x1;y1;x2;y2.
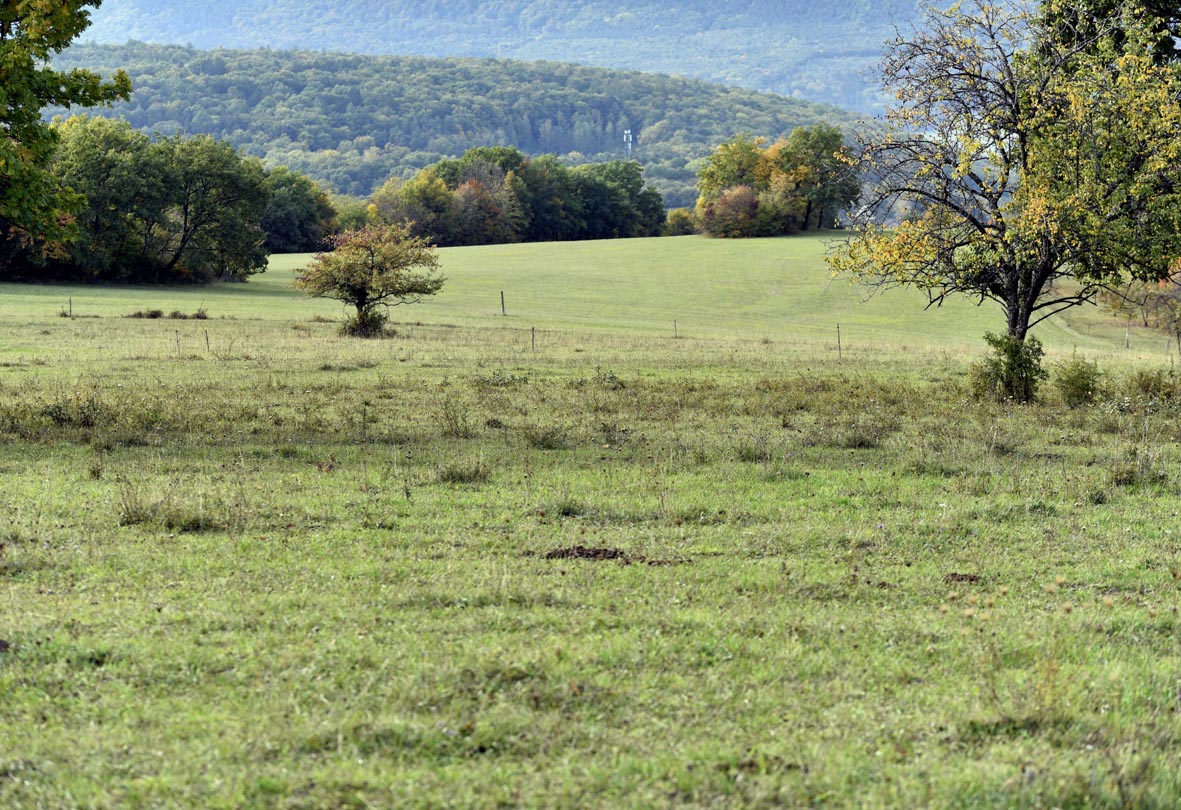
53;42;860;206
78;0;922;112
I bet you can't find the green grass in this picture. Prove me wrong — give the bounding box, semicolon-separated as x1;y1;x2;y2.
5;233;1169;357
3;234;1181;808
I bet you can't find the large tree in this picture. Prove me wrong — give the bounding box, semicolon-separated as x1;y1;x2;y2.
517;155;584;242
50;114;169;280
770;123;860;231
154;134;270;281
695;135;765;201
0;1;130;256
1040;0;1181;65
261;166;338;254
49;117;269;282
572;161;665;239
830;1;1181;355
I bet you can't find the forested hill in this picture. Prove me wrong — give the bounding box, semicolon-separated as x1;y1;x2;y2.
52;42;859;207
78;0;922;112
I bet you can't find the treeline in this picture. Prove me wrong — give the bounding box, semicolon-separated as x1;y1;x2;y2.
2;116;336;283
2;117;670;283
366;147;664;245
51;42;858;207
78;0;921;110
5;115;857;284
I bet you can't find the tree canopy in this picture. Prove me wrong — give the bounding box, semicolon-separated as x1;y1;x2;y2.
695;127;859;237
0;1;130;259
830;1;1181;353
261;166;337;253
31;116;270;283
368;147;665;246
295;224;445;336
1039;0;1181;65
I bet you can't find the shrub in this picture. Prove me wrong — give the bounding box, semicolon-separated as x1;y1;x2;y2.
295;224;444;338
968;333;1047;403
342;309;391;338
1053;355;1102;408
698;185;760;238
664;208;697;236
1124;368;1179;401
42;389;107;429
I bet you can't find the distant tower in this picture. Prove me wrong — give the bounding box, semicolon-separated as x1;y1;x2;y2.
623;129;633;159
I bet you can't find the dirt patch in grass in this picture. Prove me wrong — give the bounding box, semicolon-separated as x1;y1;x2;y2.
943;572;984;585
541;545;689;566
544;545;626;561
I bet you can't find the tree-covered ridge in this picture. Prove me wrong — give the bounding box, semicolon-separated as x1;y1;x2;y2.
51;42;858;207
77;0;920;110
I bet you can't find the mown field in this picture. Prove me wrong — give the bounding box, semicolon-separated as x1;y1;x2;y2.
3;233;1181;808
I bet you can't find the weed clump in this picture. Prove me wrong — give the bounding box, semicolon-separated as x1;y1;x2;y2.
523;424;570;450
41;389;107;429
435;459;491;484
734;435;772;463
1109;446;1170;490
167;308;208;320
476;370;528;388
116;478;236;533
435;395;476;439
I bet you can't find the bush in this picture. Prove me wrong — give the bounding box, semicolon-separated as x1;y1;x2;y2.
1124;368;1180;401
698;185;759;238
1053;354;1102;408
341;309;391;338
968;332;1047;403
664;207;697;235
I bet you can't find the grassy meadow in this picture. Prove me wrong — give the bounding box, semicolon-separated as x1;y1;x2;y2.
3;233;1181;808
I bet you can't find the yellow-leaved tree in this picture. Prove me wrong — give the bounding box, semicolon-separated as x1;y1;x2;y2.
829;1;1181;400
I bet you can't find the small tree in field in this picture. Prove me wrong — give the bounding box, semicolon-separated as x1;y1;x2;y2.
295;224;444;337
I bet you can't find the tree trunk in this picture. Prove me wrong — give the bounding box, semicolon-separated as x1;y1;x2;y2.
1006;306;1029;342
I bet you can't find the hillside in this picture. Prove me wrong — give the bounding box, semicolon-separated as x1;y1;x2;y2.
77;0;923;112
0;234;1140;354
52;42;860;205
